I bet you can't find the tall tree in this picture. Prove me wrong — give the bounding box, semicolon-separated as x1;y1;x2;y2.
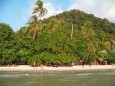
81;21;96;39
0;23;17;64
27;0;47;39
81;21;96;64
27;15;40;39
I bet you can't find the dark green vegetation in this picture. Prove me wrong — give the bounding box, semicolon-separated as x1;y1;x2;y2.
0;1;115;66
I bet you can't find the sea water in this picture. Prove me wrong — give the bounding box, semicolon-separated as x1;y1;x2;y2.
0;70;115;86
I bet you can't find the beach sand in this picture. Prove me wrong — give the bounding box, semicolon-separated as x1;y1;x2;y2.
0;65;115;72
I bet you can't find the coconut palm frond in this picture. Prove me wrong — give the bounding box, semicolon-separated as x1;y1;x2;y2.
31;15;38;22
38;8;48;17
32;8;40;14
27;15;38;24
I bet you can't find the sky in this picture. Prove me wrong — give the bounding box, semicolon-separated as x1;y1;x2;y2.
0;0;115;31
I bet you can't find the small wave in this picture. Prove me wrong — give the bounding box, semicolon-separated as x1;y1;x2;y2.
0;73;30;78
76;73;92;76
103;72;115;75
0;74;19;78
25;74;29;76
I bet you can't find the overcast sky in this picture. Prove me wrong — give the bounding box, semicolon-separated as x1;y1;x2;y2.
0;0;115;31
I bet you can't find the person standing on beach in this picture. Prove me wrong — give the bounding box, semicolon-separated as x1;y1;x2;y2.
40;64;43;73
33;62;37;70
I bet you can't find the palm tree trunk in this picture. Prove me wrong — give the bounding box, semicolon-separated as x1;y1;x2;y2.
33;28;37;40
71;23;73;39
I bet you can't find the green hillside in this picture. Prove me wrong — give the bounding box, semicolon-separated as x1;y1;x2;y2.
0;9;115;66
43;9;115;35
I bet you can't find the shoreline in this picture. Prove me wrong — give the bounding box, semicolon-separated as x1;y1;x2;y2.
0;65;115;72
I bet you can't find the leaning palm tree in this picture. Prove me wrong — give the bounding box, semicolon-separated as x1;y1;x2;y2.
16;26;28;38
48;18;61;33
27;0;47;39
105;39;115;52
27;15;39;39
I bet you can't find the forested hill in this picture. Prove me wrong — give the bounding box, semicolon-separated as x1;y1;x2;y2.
0;9;115;66
43;9;115;36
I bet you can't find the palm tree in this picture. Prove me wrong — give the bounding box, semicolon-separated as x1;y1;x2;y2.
48;18;61;33
81;21;97;64
105;36;115;52
81;21;96;39
27;0;47;39
27;15;40;39
16;26;29;38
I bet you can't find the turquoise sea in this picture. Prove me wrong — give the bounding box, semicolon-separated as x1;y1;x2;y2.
0;70;115;86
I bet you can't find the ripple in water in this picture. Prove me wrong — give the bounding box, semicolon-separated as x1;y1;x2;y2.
0;73;30;78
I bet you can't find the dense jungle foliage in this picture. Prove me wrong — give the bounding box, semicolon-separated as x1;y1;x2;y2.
0;0;115;66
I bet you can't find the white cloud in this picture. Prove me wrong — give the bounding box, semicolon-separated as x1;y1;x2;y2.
104;3;115;22
43;2;63;18
69;0;115;22
69;0;94;12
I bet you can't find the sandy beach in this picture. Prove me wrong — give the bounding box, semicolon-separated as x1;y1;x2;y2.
0;65;115;72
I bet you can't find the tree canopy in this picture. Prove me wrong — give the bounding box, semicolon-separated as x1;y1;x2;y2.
0;5;115;66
